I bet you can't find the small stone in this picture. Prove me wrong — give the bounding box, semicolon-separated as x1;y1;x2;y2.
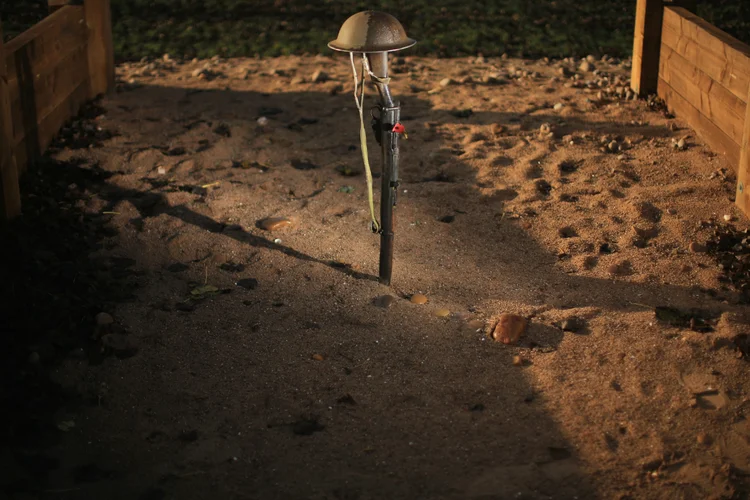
607;261;633;276
583;255;599;270
167;262;189;272
561;316;586;333
696;433;712;445
373;295;396;308
410;294;428;304
312;354;325;361
96;312;114;326
512;355;524;366
535;179;552;195
607;140;620;153
723;214;733;222
311;70;328;83
236;278;259;290
666;208;677;215
553;102;564;111
259;217;292;231
157;166;167;175
675;138;687;150
579;61;594;72
101;333;138;358
439;77;455;87
257;116;269;126
689;241;707;253
434;308;451;318
558;226;578;238
491;314;528;344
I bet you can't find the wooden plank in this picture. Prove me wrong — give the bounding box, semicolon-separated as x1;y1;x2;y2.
13;79;90;172
661;25;750;103
737;85;750;216
84;0;114;97
0;19;22;219
8;41;89;144
658;77;741;168
663;6;750;62
662;7;750;102
5;6;87;86
631;0;664;96
660;44;747;145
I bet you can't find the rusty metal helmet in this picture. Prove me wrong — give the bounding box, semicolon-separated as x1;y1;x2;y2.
328;11;416;53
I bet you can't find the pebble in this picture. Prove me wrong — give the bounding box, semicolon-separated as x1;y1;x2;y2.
236;278;259;290
101;334;138;357
579;61;595;72
553;102;564;111
257;116;269;126
607;140;621;153
666;208;677;215
512;355;524;366
96;312;114;326
491;314;528;344
312;354;325;361
410;293;428;304
558;226;578;238
689;241;707;253
439;77;455;87
607;261;633;276
535;179;552;195
723;214;733;222
434;308;451;318
696;433;712;445
561;316;586;333
373;295;396;308
259;217;292;231
311;70;329;83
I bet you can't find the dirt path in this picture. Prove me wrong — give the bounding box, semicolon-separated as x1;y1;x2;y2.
3;55;750;500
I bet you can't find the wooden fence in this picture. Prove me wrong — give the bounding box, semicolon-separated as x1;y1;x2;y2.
631;0;750;217
0;0;114;220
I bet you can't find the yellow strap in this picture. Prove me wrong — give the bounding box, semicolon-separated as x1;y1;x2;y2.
350;53;380;233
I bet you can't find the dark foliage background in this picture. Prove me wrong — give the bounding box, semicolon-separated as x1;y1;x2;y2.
2;1;750;61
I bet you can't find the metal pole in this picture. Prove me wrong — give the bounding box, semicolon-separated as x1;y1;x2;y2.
367;53;400;285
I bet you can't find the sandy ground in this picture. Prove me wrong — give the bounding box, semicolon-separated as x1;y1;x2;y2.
4;54;750;500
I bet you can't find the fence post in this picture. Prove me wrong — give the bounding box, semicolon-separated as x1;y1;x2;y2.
631;0;664;97
0;19;22;220
736;89;750;216
84;0;114;98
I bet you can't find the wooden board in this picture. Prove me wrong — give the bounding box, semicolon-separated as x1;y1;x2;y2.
658;77;741;168
0;21;22;219
661;7;750;103
8;41;89;144
84;0;114;97
5;6;87;87
737;85;750;216
13;79;90;171
631;0;664;96
659;44;747;145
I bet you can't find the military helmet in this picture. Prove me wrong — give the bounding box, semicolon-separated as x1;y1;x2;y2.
328;11;416;53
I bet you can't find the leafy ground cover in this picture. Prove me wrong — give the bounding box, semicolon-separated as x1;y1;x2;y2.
2;1;750;61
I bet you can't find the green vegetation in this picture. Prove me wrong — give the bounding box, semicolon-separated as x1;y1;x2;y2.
3;1;750;61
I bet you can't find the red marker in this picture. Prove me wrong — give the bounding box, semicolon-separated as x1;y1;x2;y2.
392;122;408;139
